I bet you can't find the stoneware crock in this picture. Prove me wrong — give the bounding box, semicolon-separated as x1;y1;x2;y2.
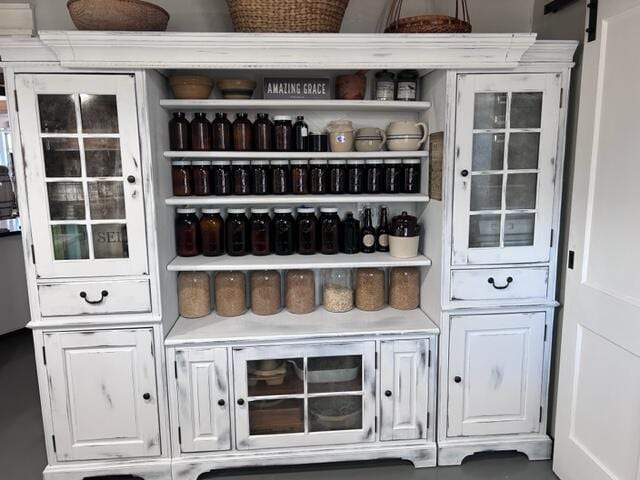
386;121;429;151
354;127;387;152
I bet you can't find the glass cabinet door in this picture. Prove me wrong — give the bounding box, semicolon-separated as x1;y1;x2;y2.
16;74;147;278
452;74;562;265
233;343;376;450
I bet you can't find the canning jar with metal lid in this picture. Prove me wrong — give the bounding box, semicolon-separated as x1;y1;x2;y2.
175;208;200;257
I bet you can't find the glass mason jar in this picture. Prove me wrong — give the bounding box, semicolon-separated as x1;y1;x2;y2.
211;160;232;196
250;270;281;316
291;159;309;194
389;267;420;310
271;159;290;194
328;159;347;194
233;160;252;195
199;208;224;256
274;115;293;152
225;208;250;256
309;159;328;194
319;207;340;254
365;159;384;193
175;208;200;257
285;269;316;314
402;158;421;193
171;160;192;196
375;70;395;101
323;268;354;313
192;160;212;196
215;271;247;317
254;113;273;152
178;271;211;318
212;112;232;151
169;111;190;151
296;207;317;255
384;158;403;194
250;208;272;256
251;160;271;195
347;159;365;194
273;208;295;255
355;268;385;311
233;112;253;151
191;112;212;151
396;69;419;101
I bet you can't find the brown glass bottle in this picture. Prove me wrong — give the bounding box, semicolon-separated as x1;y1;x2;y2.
169;112;190;151
254;113;273;152
226;209;250;256
251;160;270;195
296;207;317;255
212;112;232;151
376;206;390;252
319;207;340;254
211;160;232;195
291;159;309;194
199;209;224;256
250;208;272;256
192;160;211;196
233;113;253;151
271;160;290;194
175;208;200;257
190;112;212;151
309;159;328;194
233;160;252;195
360;207;376;253
273;115;293;152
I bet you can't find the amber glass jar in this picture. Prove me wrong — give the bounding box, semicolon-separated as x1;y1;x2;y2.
171;160;192;196
192;160;211;196
403;158;421;193
309;159;328;194
250;208;272;256
225;208;249;256
389;267;419;310
296;207;317;255
271;160;290;194
251;270;281;315
233;113;253;151
169;112;190;151
211;160;232;196
212;112;232;151
274;115;293;152
191;112;212;151
365;159;384;193
347;159;365;194
355;268;385;311
175;208;200;257
254;113;273;152
291;159;309;194
285;270;316;314
384;158;403;194
233;160;251;195
319;207;340;254
178;272;211;319
215;271;247;317
273;208;295;255
199;208;224;256
251;160;270;195
328;159;347;194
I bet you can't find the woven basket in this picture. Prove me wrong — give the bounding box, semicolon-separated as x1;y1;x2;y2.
67;0;169;31
226;0;350;33
385;0;471;33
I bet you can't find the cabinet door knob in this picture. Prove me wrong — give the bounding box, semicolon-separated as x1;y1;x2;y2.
143;393;151;400
127;175;136;184
454;376;462;384
218;399;226;406
384;390;392;397
461;169;469;177
237;398;245;406
79;290;108;305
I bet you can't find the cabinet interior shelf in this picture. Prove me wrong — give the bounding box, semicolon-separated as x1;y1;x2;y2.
166;306;439;345
164;150;429;160
165;194;430;206
160;99;432;112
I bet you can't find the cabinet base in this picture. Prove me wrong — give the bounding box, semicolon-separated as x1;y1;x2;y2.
173;443;436;480
43;458;172;480
437;434;552;466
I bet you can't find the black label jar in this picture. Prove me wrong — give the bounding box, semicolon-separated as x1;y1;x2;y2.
175;208;200;257
309;159;328;194
296;207;317;255
319;207;340;254
233;113;253;152
254;113;273;152
274;115;293;152
250;208;272;256
340;211;360;254
192;160;212;196
291;159;309;194
375;70;395;101
293;115;309;152
172;160;192;196
328;159;347;194
271;160;290;195
273;208;295;255
384;158;403;194
200;208;224;256
226;208;250;256
169;111;190;151
403;158;421;193
212;112;232;151
233;160;252;195
347;159;365;194
309;132;329;152
251;160;270;195
211;160;232;196
396;70;418;101
191;112;212;151
365;159;384;194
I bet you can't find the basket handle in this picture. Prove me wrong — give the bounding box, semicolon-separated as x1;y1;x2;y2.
455;0;471;23
386;0;471;29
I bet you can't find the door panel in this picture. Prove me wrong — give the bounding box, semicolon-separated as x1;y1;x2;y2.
43;329;160;461
448;312;546;437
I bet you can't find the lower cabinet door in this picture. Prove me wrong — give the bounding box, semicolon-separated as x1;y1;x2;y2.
447;312;546;437
380;339;429;441
175;348;231;452
43;329;161;461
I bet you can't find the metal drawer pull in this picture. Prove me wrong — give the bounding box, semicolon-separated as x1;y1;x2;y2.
487;277;513;290
79;290;109;304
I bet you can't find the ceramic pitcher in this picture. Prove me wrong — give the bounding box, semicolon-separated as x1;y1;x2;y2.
386;121;429;151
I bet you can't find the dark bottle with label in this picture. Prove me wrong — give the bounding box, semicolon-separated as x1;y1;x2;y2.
340;211;360;254
169;112;190;151
296;207;317;255
175;208;200;257
191;112;212;151
212;112;232;151
254;113;273;152
376;206;390;252
199;208;224;256
226;209;250;256
360;207;376;253
293;115;309;152
396;70;418;101
233;113;253;151
273;208;295;255
250;208;272;256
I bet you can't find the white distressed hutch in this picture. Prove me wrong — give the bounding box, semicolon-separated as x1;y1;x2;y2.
0;32;577;480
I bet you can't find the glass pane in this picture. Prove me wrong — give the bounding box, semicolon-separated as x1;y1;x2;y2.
42;138;81;177
309;396;363;432
504;213;535;246
473;92;507;129
470;174;503;211
80;94;119;133
38;94;77;133
308;356;362;394
47;182;85;220
469;214;501;248
247;359;303;397
249;399;304;436
92;224;128;259
51;224;89;260
472;133;504;171
508;132;540;170
510;92;543;128
88;181;125;220
85;138;122;177
506;173;537;209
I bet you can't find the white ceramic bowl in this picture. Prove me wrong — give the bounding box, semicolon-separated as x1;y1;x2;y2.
389;235;419;258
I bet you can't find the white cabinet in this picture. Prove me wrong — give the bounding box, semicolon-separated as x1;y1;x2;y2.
43;329;161;461
380;339;429;441
175;348;231;453
451;73;562;266
15;74;148;279
447;312;546;437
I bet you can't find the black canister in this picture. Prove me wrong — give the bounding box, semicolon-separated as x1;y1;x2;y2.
309;159;328;194
403;158;421;193
226;208;250;256
273;208;295;255
340;211;360;254
328;159;347;194
347;159;365;194
271;160;290;195
211;160;232;196
309;132;329;152
365;159;384;193
251;160;270;195
384;158;403;194
319;207;340;254
250;208;272;256
296;207;317;255
233;160;252;195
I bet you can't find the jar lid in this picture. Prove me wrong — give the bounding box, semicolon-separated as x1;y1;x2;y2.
290;159;308;165
192;160;210;165
273;115;292;121
250;208;270;214
271;159;289;165
227;208;247;214
320;207;338;213
297;207;316;214
366;159;384;164
201;208;221;214
309;159;327;165
274;207;293;214
211;160;231;165
328;159;347;165
234;160;250;165
402;158;421;164
172;160;191;166
384;158;402;164
251;160;270;165
347;159;365;165
176;207;197;214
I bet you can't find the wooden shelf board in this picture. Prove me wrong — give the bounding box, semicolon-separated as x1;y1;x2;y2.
165;194;429;206
163;151;428;159
160;99;432;112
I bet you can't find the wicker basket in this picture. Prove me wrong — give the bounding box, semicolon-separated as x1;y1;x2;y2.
385;0;471;33
226;0;350;33
67;0;169;31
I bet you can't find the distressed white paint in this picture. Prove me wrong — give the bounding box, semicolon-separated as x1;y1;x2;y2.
164;150;428;159
160;99;432;112
0;3;33;36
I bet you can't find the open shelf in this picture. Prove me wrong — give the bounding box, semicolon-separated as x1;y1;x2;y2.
167;252;432;272
160;99;432;112
166;306;439;346
164;150;428;159
165;193;429;206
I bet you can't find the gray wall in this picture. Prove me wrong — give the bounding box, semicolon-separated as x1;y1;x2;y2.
0;235;30;334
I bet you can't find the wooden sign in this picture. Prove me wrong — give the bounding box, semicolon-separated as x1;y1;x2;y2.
263;77;331;100
429;131;444;201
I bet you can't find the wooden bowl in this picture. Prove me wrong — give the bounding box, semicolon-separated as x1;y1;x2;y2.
216;79;257;99
67;0;170;31
169;75;214;100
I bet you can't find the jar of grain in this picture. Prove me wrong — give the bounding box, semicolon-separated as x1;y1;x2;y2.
355;268;385;311
215;271;247;317
389;267;419;310
323;268;353;313
285;270;315;314
250;270;281;316
178;272;211;319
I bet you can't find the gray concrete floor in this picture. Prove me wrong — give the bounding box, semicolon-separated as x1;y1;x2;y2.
0;329;559;480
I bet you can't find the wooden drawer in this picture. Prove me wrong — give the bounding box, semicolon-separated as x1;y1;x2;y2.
450;267;549;303
38;280;151;317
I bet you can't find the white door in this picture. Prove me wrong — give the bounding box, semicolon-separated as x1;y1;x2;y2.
43;329;160;461
15;74;148;278
448;312;546;436
553;2;640;479
452;73;561;265
380;339;429;441
175;348;231;452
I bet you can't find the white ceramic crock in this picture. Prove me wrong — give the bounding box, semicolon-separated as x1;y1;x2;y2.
386;121;429;151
